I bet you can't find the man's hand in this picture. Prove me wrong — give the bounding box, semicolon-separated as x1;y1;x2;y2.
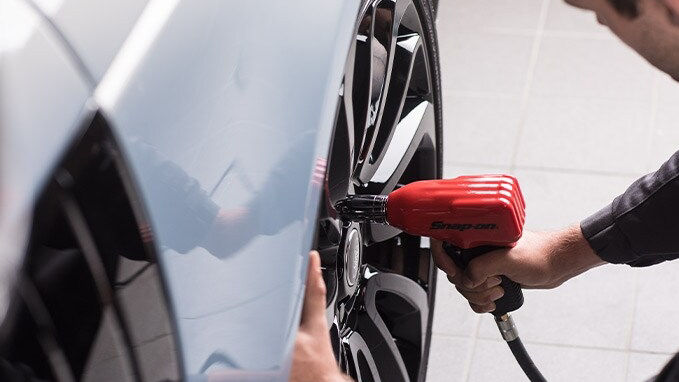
432;225;606;314
290;251;351;382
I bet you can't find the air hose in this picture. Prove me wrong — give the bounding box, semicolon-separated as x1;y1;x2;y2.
495;314;546;382
444;244;547;382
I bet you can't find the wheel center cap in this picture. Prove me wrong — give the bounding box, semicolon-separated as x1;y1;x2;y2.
344;228;362;287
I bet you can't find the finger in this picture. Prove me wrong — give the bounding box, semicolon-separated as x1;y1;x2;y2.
446;273;467;288
448;272;501;292
456;276;502;292
431;239;460;278
456;285;504;306
463;248;512;288
469;301;496;314
300;251;328;332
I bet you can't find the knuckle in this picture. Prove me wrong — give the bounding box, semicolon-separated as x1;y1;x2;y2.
457;288;486;305
469;303;484;314
296;333;311;345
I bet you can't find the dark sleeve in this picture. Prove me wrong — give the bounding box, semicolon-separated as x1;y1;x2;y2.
0;359;48;382
580;150;679;267
654;352;679;382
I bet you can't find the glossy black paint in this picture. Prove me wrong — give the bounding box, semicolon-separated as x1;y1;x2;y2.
0;114;179;381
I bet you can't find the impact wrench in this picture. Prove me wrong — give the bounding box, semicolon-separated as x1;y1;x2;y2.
335;175;547;382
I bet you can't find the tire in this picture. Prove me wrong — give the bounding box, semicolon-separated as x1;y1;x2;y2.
316;0;443;380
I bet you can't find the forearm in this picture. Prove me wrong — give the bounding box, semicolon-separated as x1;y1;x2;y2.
547;225;606;286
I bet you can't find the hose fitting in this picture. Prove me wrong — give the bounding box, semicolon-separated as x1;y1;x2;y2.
495;314;519;342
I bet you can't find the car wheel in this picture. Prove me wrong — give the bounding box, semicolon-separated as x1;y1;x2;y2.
315;0;442;381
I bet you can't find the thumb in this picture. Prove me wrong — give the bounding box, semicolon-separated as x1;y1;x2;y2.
463;248;512;288
300;251;328;333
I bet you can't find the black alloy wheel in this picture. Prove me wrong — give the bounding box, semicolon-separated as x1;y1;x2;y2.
315;1;442;381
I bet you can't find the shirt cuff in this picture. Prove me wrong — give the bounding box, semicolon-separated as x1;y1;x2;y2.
580;203;640;265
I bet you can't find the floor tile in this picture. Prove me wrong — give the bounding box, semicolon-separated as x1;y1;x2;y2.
648;75;679;171
443;95;523;166
543;0;611;36
647;101;679;172
511;168;638;230
438;0;544;32
439;31;534;96
626;352;675;382
432;270;480;337
631;262;679;354
532;35;654;101
443;163;510;178
478;265;636;350
467;339;628;382
426;335;474;382
657;72;679;104
435;0;674;371
515;97;651;174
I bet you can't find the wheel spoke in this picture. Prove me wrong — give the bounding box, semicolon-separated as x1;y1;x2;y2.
369;102;435;195
348;271;429;382
364;103;435;243
353;1;400;185
328;96;355;204
364;272;429;358
342;36;358;168
368;33;422;176
352;10;374;172
344;331;382;382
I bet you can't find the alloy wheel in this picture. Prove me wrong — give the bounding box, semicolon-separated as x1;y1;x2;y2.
315;1;442;381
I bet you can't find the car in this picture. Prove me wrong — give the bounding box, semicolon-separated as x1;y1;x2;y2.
0;0;442;381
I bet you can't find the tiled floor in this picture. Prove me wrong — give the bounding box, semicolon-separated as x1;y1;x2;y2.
429;1;679;381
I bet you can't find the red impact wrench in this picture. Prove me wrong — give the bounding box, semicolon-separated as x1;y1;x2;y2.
335;175;545;382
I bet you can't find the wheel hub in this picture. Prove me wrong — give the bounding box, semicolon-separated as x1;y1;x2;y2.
344;228;362;287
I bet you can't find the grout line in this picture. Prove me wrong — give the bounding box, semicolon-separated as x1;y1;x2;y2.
444;90;521;100
462;316;482;382
445;90;649;103
509;0;551;172
446;160;644;178
623;270;642;381
474;337;676;356
643;73;660;172
499;93;653;102
540;30;613;40
512;164;644;177
444;161;509;171
444;28;612;40
433;332;484;340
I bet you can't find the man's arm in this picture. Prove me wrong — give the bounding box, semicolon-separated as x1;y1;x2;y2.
582;150;679;267
432;150;679;313
431;227;604;313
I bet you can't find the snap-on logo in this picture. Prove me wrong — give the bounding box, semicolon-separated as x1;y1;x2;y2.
430;222;498;231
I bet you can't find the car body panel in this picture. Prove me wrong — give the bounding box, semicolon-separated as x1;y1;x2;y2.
31;0;150;82
93;0;361;379
0;0;91;324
